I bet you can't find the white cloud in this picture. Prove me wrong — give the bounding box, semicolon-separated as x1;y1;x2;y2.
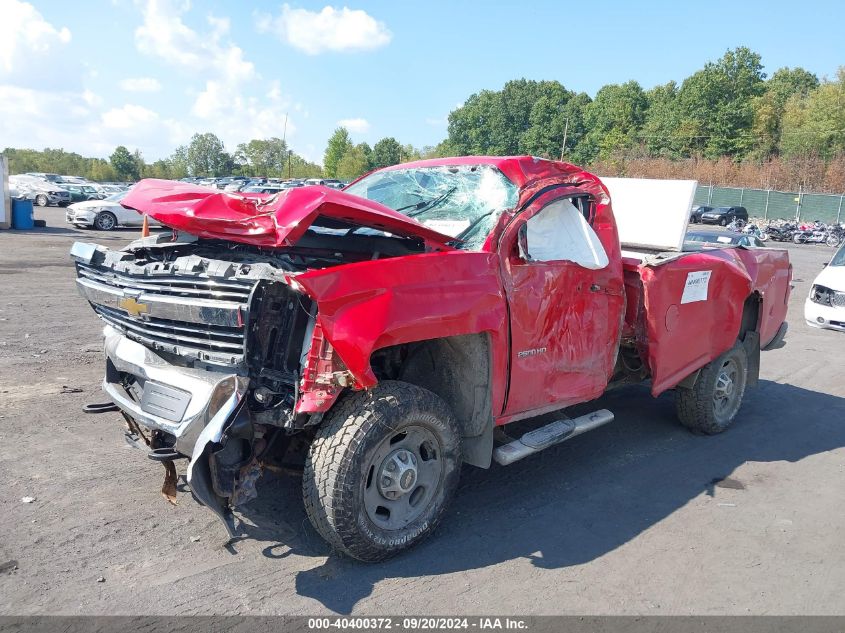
256;4;391;55
337;117;370;134
0;0;71;73
102;104;160;130
135;0;254;82
119;77;162;92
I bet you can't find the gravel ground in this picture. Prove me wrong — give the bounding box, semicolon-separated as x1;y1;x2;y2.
1;206;844;615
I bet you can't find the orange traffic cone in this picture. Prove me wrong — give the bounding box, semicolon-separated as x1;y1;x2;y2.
141;214;150;238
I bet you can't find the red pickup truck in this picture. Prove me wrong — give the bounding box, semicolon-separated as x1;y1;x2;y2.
71;156;791;561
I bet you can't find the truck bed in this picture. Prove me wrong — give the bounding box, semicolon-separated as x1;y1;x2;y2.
621;245;791;396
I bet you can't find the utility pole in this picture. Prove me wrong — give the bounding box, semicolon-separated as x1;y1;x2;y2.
282;112;288;180
559;117;570;161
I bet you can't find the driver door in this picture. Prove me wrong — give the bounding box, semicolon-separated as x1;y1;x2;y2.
500;193;625;416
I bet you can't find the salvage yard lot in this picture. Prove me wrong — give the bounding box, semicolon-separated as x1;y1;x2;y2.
1;206;844;615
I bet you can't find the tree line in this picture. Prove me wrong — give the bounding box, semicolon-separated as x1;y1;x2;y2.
4;132;322;182
438;47;844;192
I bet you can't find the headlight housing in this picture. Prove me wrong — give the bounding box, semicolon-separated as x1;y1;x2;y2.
810;284;834;306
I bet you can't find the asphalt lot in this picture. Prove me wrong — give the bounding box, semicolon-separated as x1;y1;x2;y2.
1;206;844;615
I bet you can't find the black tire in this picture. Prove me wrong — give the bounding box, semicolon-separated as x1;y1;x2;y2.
676;342;748;435
35;194;48;207
719;217;727;226
303;381;461;561
94;211;117;231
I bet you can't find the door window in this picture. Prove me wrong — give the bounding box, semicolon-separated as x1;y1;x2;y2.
519;198;609;269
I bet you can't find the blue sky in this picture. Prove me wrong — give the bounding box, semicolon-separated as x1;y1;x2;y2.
1;0;842;164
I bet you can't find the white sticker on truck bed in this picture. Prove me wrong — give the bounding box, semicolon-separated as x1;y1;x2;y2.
681;270;712;304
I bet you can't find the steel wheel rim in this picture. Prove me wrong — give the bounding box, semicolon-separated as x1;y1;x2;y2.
713;358;741;419
363;424;443;530
97;214;115;230
36;195;46;206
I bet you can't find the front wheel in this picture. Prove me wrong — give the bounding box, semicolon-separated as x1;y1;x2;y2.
719;218;727;227
303;381;461;561
676;342;748;435
759;232;769;242
793;233;806;244
94;211;117;231
826;234;841;247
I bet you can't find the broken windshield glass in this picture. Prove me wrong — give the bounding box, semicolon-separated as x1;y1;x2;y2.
344;165;519;250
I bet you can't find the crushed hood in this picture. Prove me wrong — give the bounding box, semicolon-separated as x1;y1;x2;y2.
120;179;455;249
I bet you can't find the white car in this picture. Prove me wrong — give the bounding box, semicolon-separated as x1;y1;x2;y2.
805;242;845;332
65;191;160;231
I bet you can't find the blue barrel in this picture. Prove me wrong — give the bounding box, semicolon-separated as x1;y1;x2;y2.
11;199;34;230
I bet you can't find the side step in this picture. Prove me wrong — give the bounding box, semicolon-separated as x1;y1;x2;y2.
493;409;614;466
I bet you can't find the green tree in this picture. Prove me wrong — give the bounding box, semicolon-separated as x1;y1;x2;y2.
323;128;353;178
780;68;845;159
235;137;288;177
752;67;819;157
186;132;229;177
520;82;575;157
447;89;502;155
372;137;402;167
336;144;373;180
286;153;323;179
581;81;648;162
110;145;140;181
168;145;190;179
641;81;683;158
675;47;766;158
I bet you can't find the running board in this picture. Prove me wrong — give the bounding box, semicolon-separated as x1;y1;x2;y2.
493;409;614;466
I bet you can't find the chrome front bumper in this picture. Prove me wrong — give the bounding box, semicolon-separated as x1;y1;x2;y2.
102;327;249;455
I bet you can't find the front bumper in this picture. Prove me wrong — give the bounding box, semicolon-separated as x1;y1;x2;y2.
103;327;251;537
700;215;725;224
66;209;96;226
804;298;845;332
102;327;248;455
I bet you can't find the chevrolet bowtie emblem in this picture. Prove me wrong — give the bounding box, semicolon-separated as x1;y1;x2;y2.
118;296;150;317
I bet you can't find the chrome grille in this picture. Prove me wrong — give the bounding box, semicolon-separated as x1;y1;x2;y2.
834;291;845;308
75;262;256;365
77;263;253;302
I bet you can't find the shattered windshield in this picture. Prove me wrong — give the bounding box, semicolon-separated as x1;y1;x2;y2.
345;165;519;250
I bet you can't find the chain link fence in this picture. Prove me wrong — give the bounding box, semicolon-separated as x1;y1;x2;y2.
694;185;845;223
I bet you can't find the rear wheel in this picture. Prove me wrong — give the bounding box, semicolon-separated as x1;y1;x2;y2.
826;233;841;247
94;211;117;231
35;194;48;207
676;343;748;435
303;381;461;561
793;233;806;244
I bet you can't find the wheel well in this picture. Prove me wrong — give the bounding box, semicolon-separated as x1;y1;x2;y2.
369;333;494;467
739;292;762;339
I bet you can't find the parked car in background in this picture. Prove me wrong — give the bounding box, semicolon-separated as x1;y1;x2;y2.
685;227;766;248
25;172;63;183
805;242;845;332
241;185;285;194
65;190;160;231
689;205;712;223
94;184;127;196
62;183;105;202
700;206;749;226
11;176;71;207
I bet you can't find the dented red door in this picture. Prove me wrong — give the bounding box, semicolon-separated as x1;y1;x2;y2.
499;191;626;417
